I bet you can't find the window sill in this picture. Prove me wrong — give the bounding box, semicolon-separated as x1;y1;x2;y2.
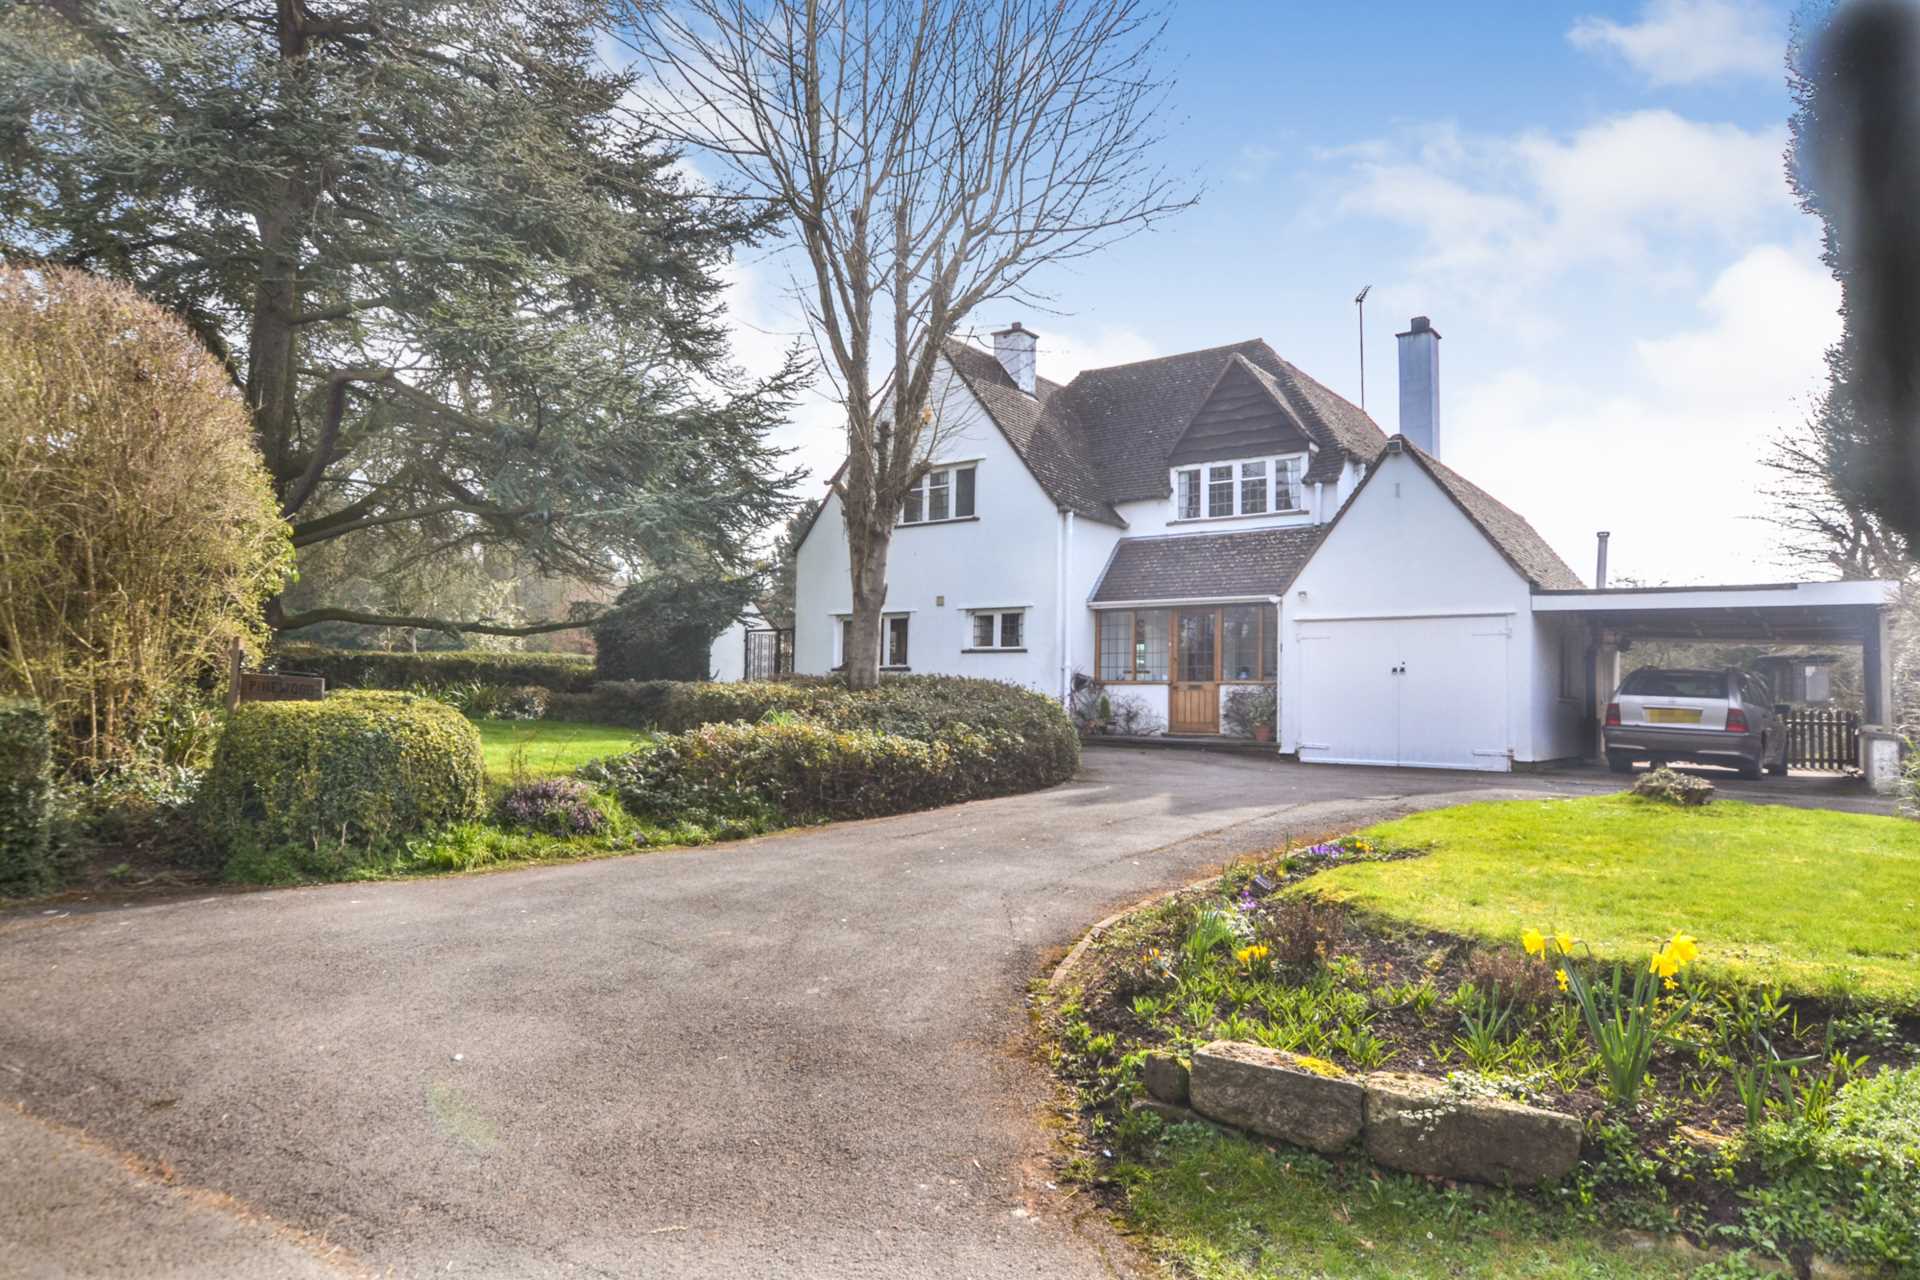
1168;510;1309;527
896;515;981;529
961;647;1027;654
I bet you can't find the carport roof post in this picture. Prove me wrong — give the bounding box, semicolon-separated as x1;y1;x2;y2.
1532;580;1899;724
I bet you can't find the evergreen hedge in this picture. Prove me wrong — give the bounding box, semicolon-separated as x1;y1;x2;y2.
199;691;486;879
578;676;1080;827
0;699;54;894
270;645;596;694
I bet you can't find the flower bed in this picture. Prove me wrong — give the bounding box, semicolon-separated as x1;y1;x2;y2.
1049;830;1920;1273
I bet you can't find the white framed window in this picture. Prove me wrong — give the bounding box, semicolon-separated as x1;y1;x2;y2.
1171;454;1307;521
834;613;912;669
966;609;1026;651
900;463;977;525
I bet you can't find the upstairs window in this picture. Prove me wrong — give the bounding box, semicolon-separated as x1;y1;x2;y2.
1172;455;1307;521
1177;469;1202;520
901;464;977;524
968;609;1026;650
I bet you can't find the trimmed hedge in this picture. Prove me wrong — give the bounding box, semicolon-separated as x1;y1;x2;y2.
199;691;486;879
0;699;54;894
579;676;1080;827
269;645;596;694
583;720;993;826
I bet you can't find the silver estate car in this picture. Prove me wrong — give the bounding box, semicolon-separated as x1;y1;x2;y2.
1604;667;1790;780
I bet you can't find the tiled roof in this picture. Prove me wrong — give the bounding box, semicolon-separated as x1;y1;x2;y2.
1090;525;1326;603
943;336;1388;527
1408;444;1585;590
941;341;1122;525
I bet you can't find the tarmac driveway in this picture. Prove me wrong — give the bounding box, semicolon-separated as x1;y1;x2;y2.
0;748;1842;1278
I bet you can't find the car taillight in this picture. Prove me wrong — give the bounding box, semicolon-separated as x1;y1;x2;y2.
1605;702;1621;727
1726;708;1749;733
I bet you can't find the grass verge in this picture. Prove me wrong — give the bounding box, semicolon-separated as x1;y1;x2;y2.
1114;1118;1755;1279
1303;795;1920;1005
473;718;642;782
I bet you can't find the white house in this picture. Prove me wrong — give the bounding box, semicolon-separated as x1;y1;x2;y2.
791;317;1897;773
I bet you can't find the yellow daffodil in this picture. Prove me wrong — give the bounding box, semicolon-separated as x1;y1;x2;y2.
1554;931;1575;957
1555;968;1570;993
1650;949;1680;979
1666;932;1700;967
1521;928;1547;959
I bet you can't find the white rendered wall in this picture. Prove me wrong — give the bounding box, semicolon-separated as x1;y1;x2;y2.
791;359;1067;696
708;617;748;682
1279;448;1552;762
1529;614;1590;762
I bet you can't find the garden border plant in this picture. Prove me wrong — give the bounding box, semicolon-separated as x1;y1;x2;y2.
1042;807;1920;1276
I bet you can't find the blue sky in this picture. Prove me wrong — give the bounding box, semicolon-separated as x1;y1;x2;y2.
723;0;1833;586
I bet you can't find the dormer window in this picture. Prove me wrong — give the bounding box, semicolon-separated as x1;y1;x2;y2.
1173;455;1305;521
900;463;977;525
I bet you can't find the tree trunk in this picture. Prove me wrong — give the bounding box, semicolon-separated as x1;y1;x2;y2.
845;534;891;689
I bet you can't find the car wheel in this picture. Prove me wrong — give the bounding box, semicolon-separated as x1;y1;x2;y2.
1738;756;1763;781
1606;750;1634;774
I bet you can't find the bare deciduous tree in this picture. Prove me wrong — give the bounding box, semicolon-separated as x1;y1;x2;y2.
621;0;1195;686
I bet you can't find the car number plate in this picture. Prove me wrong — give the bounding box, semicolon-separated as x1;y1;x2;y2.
1646;707;1702;724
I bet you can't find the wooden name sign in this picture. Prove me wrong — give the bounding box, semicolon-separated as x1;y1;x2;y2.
235;671;326;703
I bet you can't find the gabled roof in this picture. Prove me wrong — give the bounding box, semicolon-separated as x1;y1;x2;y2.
1316;438;1585;592
941;341;1122;526
1090;526;1326;604
942;336;1388;526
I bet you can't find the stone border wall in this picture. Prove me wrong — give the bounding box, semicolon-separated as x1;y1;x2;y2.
1143;1041;1583;1186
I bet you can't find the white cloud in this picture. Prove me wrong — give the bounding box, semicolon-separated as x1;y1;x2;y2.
1450;242;1839;584
1330;110;1789;338
1569;0;1782;85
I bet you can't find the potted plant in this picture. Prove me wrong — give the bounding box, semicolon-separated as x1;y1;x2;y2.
1224;686;1278;741
1248;686;1277;742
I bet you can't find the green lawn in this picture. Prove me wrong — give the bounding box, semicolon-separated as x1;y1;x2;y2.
1303;795;1920;1005
473;718;640;782
1119;1123;1717;1280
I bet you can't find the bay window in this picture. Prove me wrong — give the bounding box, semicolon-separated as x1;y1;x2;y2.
1171;454;1306;521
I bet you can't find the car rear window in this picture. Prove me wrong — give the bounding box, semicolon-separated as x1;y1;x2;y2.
1620;670;1726;699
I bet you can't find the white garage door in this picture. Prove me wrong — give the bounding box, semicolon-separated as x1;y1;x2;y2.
1296;615;1512;771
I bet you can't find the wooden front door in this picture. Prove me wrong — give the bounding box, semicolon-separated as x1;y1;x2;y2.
1170;608;1219;734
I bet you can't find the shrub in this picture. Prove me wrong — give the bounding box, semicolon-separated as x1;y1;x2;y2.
270;645;595;694
549;675;1080;797
1256;896;1345;972
496;777;608;837
198;692;486;879
0;699;54;894
584;718;1011;828
593;575;759;682
1631;766;1715;806
1744;1065;1920;1268
0;266;294;766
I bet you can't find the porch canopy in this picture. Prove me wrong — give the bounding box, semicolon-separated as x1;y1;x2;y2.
1532;580;1898;724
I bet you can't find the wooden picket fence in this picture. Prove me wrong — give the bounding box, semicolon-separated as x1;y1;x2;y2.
1784;708;1859;772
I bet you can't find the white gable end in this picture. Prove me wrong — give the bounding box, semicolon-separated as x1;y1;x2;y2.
1279;448;1546;769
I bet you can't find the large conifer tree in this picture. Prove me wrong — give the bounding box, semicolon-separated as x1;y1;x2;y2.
1;0;801;635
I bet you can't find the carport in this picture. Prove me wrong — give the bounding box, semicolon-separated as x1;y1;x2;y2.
1531;580;1899;780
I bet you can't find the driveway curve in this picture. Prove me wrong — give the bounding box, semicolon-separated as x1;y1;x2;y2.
1;748;1590;1278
